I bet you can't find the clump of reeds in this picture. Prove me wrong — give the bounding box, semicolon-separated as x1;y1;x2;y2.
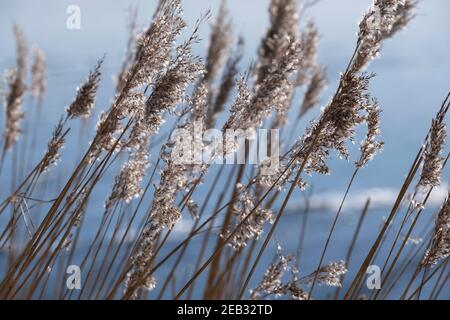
2;26;27;157
422;192;450;267
1;0;449;301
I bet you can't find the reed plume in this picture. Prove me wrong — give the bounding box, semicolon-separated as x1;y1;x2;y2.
418;107;447;188
350;0;416;74
129;0;186;89
251;245;347;299
422;192;450;266
302;261;348;287
30;48;46;103
225;40;301;133
250;246;294;299
355;100;384;168
67;59;103;119
39;117;67;173
108;31;204;208
297;21;319;86
89;0;187;162
296;20;327;119
225;183;273;249
2;25;27;154
204;0;235;128
254;0;299;85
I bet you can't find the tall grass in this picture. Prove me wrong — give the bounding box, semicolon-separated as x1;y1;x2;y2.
0;0;448;300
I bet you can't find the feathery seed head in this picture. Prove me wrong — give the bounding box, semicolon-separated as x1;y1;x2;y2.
67;58;103;119
419;110;447;188
422;193;450;266
255;0;299;84
130;0;186;89
224;184;273;249
31;47;47;103
356;100;384;168
204;0;232;85
3;26;27;152
40;118;66;173
301;260;348;287
299;66;327;118
351;0;416;73
297;21;320;86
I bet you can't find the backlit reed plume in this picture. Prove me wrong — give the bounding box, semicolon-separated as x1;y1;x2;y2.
418;107;447;188
25;59;102;177
261;0;415;189
130;0;186;89
225;183;273;249
251;246;347;299
203;0;235;127
255;0;300;127
252;261;309;300
250;247;295;299
67;59;103;119
301;260;348;287
89;0;186;162
3;25;27;153
254;0;299;85
223;40;301;237
356;100;384;168
31;48;46;103
107;36;204;209
422;192;450;266
297;21;327;118
39;117;67;173
136;39;204;144
104;92;146;208
297;21;319;86
224;40;301;133
350;0;416;74
260;73;375;190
